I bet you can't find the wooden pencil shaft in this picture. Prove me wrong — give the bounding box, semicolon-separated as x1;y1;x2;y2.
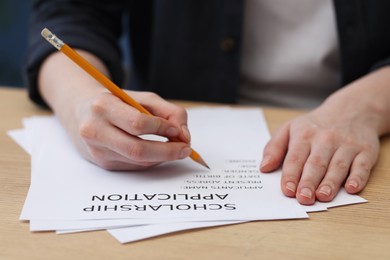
41;28;209;168
61;45;151;115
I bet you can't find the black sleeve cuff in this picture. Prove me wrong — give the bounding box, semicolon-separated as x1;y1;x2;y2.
370;57;390;72
23;1;124;107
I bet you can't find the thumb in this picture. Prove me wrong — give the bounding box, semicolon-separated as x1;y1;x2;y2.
260;122;290;172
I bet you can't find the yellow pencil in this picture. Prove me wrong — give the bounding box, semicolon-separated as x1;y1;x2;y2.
41;28;209;169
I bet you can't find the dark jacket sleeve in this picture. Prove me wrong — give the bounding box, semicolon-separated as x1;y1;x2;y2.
371;58;390;72
24;0;125;107
334;0;390;85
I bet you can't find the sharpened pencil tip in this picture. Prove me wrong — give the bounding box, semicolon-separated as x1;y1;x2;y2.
189;149;210;170
197;157;210;170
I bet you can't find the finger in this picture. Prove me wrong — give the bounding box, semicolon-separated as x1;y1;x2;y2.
280;139;311;198
84;144;160;171
80;116;192;165
101;125;192;163
132;91;191;143
95;94;181;139
115;110;181;139
260;122;290;173
344;151;375;194
296;143;336;205
79;118;158;169
315;147;356;202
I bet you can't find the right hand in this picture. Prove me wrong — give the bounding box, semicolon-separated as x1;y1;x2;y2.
38;51;192;171
74;91;192;170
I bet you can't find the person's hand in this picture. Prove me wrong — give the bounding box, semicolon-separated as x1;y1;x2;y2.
260;67;390;205
260;107;380;205
73;90;192;170
38;51;192;171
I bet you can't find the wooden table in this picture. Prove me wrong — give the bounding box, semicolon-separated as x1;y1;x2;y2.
1;87;389;259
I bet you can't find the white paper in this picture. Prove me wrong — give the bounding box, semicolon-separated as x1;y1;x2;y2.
20;109;308;223
107;190;367;244
108;221;246;243
8;107;367;243
7;129;31;154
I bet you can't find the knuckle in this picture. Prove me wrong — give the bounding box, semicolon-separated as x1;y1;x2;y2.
353;174;365;184
334;159;349;172
126;143;146;161
356;157;371;172
307;155;327;171
154;119;164;133
360;142;376;154
343;136;357;146
90;95;109;114
318;130;337;144
130;112;146;134
281;173;298;183
285;153;303;165
79;121;97;141
298;128;315;141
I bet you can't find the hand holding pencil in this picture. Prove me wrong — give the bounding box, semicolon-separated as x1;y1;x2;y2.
39;28;209;170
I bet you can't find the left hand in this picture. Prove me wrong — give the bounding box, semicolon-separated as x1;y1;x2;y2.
260;106;380;205
259;67;390;205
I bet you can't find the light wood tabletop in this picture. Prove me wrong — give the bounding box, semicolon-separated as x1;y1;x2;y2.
1;87;389;260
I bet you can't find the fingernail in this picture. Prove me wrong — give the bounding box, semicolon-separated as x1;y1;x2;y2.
319;185;332;197
300;188;313;199
260;156;272;169
348;180;359;189
286;182;296;193
180;147;192;159
166;127;180;137
181;125;191;143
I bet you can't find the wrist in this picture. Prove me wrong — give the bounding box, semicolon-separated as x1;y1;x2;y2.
321;67;390;136
38;50;111;136
38;50;110;109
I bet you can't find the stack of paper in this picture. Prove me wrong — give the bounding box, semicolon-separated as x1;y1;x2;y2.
8;107;366;243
